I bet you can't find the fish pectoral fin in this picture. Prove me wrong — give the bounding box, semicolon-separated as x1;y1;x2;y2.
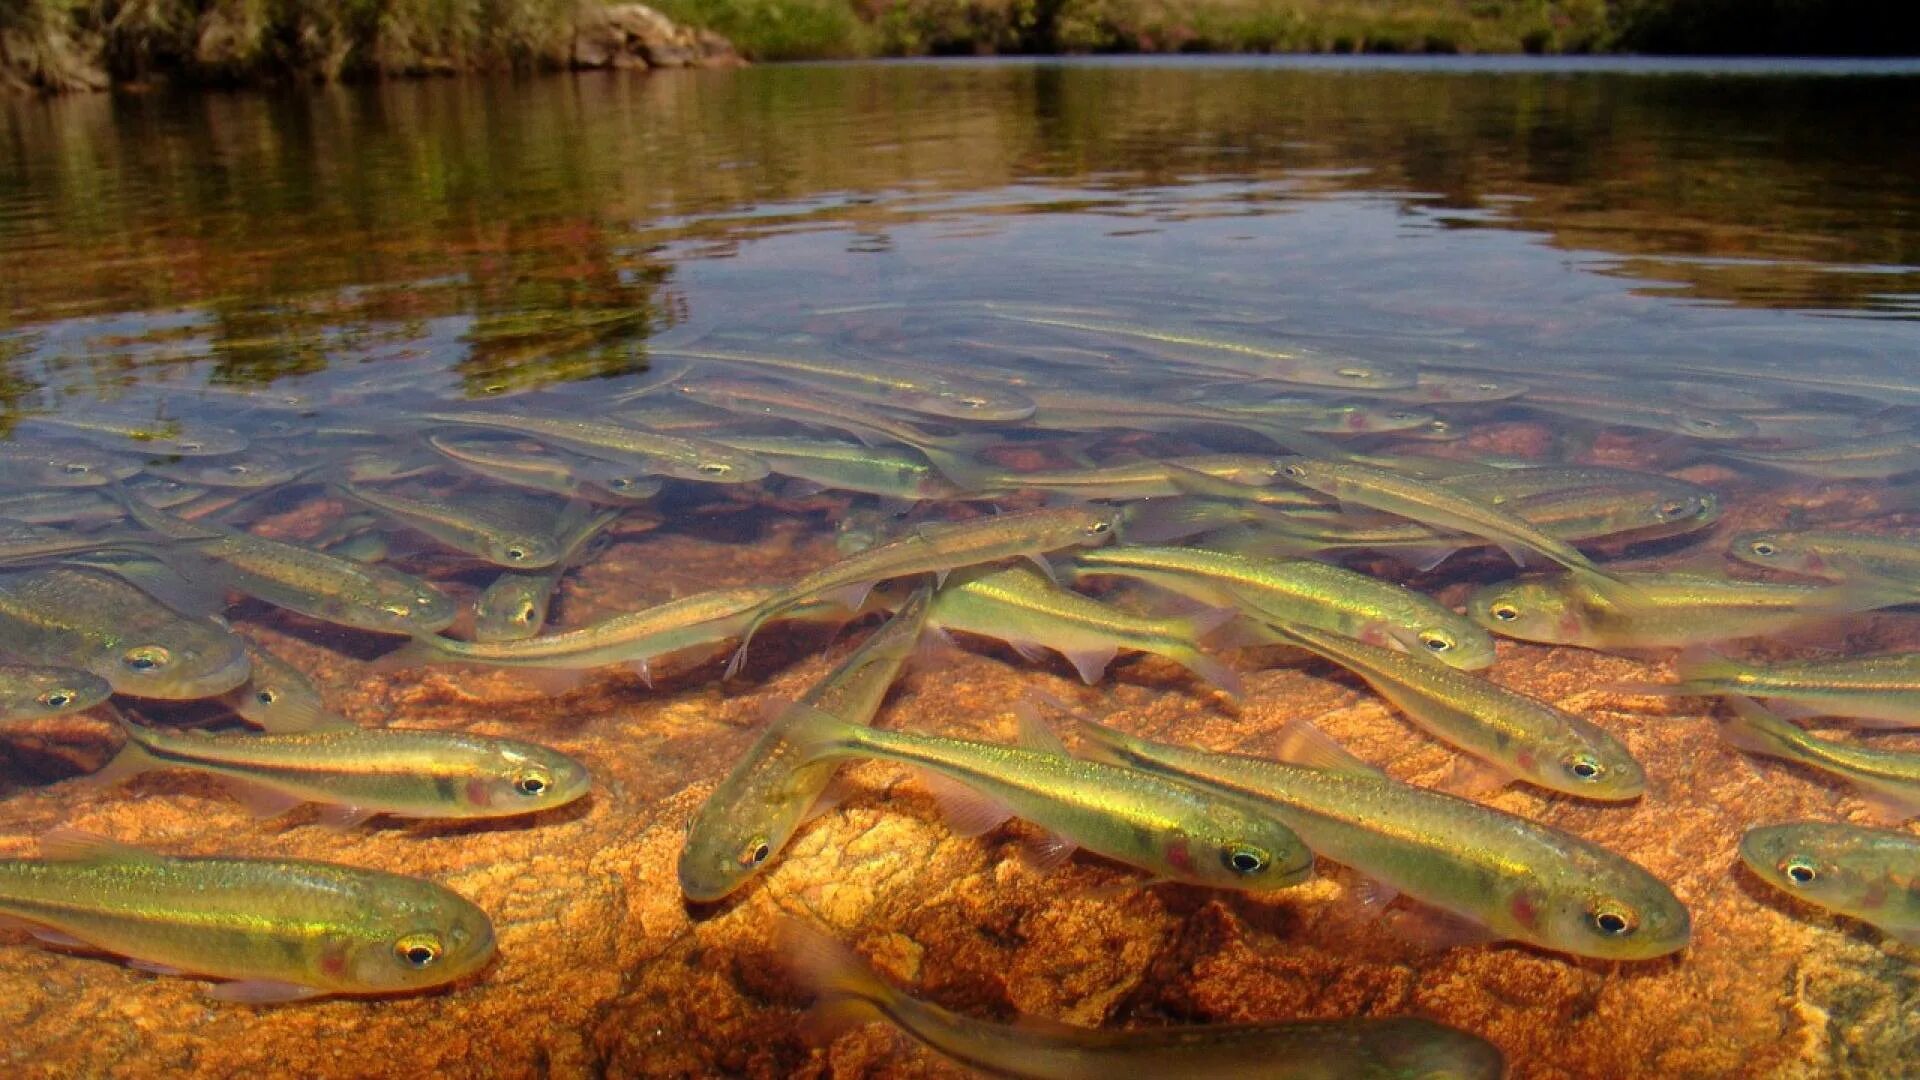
205;979;328;1005
1018;830;1079;874
1395;544;1465;574
1385;906;1499;952
1348;874;1400;913
1021;553;1061;584
12;922;91;950
513;667;590;697
1856;790;1920;826
916;770;1013;838
627;657;654;689
1269;718;1379;776
1059;645;1118;685
1013;702;1070;757
316;804;379;831
908;626;965;673
1006;639;1052;666
800;776;851;826
37;827;163;866
226;780;306;821
1438;756;1514;798
127;958;188;976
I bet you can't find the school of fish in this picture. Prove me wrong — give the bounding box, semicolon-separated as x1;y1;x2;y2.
5;301;1920;1077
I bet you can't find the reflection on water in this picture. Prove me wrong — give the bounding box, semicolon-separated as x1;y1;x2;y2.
0;58;1918;1078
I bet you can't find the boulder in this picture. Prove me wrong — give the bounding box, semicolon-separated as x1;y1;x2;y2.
572;3;742;70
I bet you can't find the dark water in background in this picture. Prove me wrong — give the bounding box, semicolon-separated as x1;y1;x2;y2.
2;58;1918;406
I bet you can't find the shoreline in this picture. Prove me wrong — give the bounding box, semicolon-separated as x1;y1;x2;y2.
5;0;1916;96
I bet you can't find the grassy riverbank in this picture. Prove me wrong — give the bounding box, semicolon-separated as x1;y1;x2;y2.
2;0;1912;92
647;0;1913;61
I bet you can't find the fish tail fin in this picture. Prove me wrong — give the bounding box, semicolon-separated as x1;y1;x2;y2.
1717;696;1806;759
77;708;161;790
777;699;861;767
1118;499;1243;544
367;638;446;674
1672;646;1745;684
1162;635;1243;698
778;918;894;1039
916;445;1001;494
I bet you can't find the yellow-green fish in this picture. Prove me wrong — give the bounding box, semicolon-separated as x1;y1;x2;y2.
0;662;112;723
650;344;1037;422
981;309;1419;391
1063;710;1689;960
0;565;250;699
1270;457;1626;588
928;562;1240;693
679;588;932;902
1714;432;1920;479
420;409;769;483
220;644;351;733
1729;530;1920;593
113;490;456;635
385;585;856;681
1740;822;1920;947
705;433;960;501
1614;648;1920;730
144;447;299;490
792;706;1312;891
18;413;248;456
0;440;142;489
726;506;1120;677
1269;623;1643;800
1715;697;1920;820
339;482;573;569
1066;545;1494;670
425;433;663;503
785;919;1507;1079
1468;571;1902;652
0;829;494;1003
89;714;590;825
961;454;1285;502
472;506;621;642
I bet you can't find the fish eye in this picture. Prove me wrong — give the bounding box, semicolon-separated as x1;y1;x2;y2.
1477;382;1500;391
1689;418;1719;431
63;463;91;474
179;442;203;452
1418;632;1453;653
698;462;732;475
414;596;436;607
1087;520;1112;535
226;464;251;475
382;602;412;617
122;646;172;672
959;397;988;409
738;836;772;868
609;477;632;490
256;689;279;706
1748;541;1777;557
506;547;529;562
1490;603;1520;622
1221;844;1270;875
1427;420;1452;434
484;384;507;395
1389;411;1417;421
394;933;444;969
1283;464;1307;479
1563;753;1604;781
1588;901;1637;937
1781;858;1818;886
1659;500;1693;519
513;602;537;625
1336;367;1372;381
514;771;551;797
37;689;75;708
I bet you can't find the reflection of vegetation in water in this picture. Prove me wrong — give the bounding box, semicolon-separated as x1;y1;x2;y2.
0;334;39;432
0;66;1915;351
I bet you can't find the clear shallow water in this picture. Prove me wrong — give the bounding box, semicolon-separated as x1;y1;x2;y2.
1;59;1919;1078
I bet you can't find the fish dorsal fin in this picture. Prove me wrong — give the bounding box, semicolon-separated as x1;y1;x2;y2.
1013;701;1069;757
1270;719;1380;776
38;828;163;866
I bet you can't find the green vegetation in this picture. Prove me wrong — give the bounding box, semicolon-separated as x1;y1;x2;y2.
1;0;1915;90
